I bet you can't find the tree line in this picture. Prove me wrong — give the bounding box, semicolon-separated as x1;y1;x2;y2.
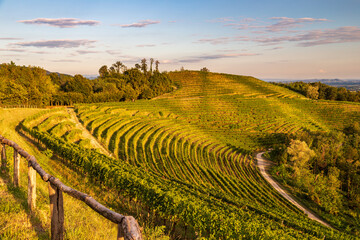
267;123;360;231
273;81;360;102
0;59;173;106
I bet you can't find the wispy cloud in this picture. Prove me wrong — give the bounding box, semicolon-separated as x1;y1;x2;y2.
18;18;100;28
196;26;360;47
180;53;259;63
195;36;249;45
208;17;235;23
0;37;23;40
196;37;232;45
76;50;99;54
52;59;80;62
0;48;26;52
220;16;328;33
119;20;160;28
254;26;360;46
136;44;156;47
267;17;328;32
13;39;96;48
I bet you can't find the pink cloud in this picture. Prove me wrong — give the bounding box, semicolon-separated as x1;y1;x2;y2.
18;18;99;28
119;20;160;28
13;39;96;48
267;17;328;32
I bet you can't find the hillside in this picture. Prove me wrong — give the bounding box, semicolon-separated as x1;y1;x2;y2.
3;71;360;239
0;108;168;239
16;71;360;239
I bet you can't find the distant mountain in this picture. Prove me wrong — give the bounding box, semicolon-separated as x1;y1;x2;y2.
82;74;98;80
263;78;360;91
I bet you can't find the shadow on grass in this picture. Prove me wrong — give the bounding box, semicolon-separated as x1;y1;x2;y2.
0;168;49;239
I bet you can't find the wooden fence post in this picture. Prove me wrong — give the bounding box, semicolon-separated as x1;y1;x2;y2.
13;150;20;187
28;162;36;212
117;216;142;240
1;143;6;168
49;182;64;240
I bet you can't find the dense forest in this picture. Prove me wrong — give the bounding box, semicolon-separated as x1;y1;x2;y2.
267;123;360;231
273;81;360;102
0;59;173;106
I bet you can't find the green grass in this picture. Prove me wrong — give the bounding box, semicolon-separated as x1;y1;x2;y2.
0;108;168;239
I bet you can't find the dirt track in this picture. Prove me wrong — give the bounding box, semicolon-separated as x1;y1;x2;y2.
66;107;113;157
256;152;332;228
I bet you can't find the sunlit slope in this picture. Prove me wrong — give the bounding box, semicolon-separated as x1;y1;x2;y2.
73;104;346;239
89;71;360;150
21;71;360;238
162;71;304;99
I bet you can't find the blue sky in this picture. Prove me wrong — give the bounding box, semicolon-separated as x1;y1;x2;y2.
1;0;360;79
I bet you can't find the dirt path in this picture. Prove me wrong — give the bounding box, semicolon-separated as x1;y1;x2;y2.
66;107;113;157
256;152;332;228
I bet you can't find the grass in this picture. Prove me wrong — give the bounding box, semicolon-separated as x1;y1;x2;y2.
0;108;168;239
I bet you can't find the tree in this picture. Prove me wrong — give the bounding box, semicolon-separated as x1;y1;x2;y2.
306;85;319;100
135;63;141;70
149;58;154;74
99;65;109;78
200;67;209;72
155;60;160;72
287;139;315;176
112;61;124;74
62;74;92;95
141;58;147;74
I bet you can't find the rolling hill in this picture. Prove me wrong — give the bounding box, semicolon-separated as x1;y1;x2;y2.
18;71;360;239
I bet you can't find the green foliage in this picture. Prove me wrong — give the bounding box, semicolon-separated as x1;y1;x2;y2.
274;81;360;102
0;63;55;106
0;61;173;106
269;128;360;232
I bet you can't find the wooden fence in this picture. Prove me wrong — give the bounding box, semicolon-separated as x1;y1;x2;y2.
0;135;142;240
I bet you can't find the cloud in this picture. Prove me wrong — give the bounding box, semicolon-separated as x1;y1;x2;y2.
267;46;283;50
180;53;259;63
208;17;235;23
0;48;26;52
319;69;326;73
136;44;156;47
221;17;328;33
0;37;23;40
119;20;160;28
18;18;99;28
254;26;360;47
161;59;173;64
76;50;99;54
296;26;360;46
267;17;328;32
196;37;232;45
52;59;80;62
13;39;96;48
200;26;360;47
106;50;121;55
195;36;249;45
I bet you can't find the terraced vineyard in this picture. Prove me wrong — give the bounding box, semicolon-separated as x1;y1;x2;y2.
22;71;360;239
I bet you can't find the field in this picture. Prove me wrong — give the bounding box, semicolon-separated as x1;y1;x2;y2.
0;108;170;239
14;71;360;239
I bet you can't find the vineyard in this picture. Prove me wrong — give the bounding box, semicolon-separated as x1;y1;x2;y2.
17;71;360;239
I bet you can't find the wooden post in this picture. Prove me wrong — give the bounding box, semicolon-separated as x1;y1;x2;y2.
28;162;36;212
1;143;6;168
49;182;64;240
117;216;142;240
13;150;20;187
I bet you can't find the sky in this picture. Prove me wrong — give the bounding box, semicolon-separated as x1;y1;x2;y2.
1;0;360;79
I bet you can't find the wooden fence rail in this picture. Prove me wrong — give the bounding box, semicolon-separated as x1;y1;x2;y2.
0;135;142;240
